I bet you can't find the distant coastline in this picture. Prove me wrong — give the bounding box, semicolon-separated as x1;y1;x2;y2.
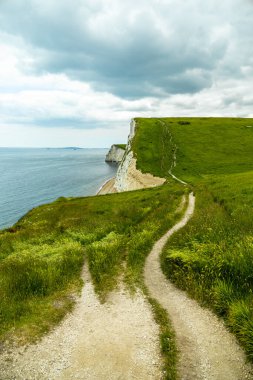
47;147;83;150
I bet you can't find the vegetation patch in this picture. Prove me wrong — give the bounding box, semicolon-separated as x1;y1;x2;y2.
148;296;178;380
143;116;253;359
131;116;253;360
132;117;253;182
0;181;183;343
131;118;174;178
2;115;253;370
114;144;126;150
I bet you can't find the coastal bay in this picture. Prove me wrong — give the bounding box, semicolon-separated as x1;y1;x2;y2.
0;148;117;229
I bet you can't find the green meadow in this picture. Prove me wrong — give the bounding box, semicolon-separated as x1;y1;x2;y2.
133;117;253;358
0;181;183;345
136;117;253;359
1;115;253;366
133;117;253;180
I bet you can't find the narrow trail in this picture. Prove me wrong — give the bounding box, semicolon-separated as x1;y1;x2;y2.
159;119;187;186
0;267;162;380
144;193;253;379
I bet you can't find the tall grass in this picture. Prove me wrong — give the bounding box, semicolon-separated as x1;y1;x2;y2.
0;182;184;342
131;118;174;178
3;115;253;362
0;239;84;340
132;117;253;359
133;117;253;182
161;174;253;358
86;232;125;294
1;240;84;298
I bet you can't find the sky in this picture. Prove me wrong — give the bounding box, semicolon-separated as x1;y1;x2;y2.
0;0;253;148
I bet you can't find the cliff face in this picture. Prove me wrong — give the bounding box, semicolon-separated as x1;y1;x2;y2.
99;119;166;195
105;145;125;163
114;119;166;192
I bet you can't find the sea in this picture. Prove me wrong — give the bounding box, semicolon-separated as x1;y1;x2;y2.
0;148;117;230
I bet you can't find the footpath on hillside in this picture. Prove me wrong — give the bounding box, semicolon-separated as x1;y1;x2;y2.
145;193;253;380
0;266;162;380
1;193;253;379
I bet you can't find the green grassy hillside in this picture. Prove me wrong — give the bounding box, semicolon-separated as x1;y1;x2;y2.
1;116;253;365
132;118;174;178
131;117;253;359
0;182;183;345
133;117;253;180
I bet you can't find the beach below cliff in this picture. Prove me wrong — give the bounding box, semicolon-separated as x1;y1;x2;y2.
97;177;117;195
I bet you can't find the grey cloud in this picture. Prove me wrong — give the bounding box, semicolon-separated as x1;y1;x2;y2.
1;0;248;99
223;96;238;106
34;117;108;129
1;113;110;130
35;117;87;128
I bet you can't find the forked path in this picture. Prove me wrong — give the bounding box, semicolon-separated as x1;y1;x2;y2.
145;193;253;380
0;267;162;380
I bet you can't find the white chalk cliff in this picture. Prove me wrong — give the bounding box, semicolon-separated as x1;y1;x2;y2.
114;119;166;192
105;145;125;163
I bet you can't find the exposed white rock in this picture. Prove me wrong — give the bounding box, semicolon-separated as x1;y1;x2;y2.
105;145;125;163
114;119;166;192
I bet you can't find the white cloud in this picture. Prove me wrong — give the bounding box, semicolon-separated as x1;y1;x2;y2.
0;0;252;146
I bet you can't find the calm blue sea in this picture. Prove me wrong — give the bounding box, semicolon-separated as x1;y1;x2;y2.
0;148;117;230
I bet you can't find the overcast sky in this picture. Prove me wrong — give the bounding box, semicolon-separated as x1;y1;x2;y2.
0;0;253;147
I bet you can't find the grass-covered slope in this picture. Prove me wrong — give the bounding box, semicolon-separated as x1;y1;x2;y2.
131;118;174;178
1;115;253;362
0;182;184;344
162;117;253;181
133;117;253;181
131;117;253;359
132;116;253;358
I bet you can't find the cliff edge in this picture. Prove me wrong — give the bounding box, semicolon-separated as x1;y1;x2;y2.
114;119;166;192
99;119;166;195
105;144;126;163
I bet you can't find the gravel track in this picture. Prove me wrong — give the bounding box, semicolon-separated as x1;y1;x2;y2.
144;192;253;380
0;267;162;380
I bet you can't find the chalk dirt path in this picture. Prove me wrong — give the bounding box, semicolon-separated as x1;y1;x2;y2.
145;192;253;380
0;267;162;380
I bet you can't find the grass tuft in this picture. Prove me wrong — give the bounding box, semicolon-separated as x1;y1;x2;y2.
148;297;178;380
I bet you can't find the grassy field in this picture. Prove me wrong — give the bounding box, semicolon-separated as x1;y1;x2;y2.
133;117;253;181
2;115;253;371
161;117;253;181
131;116;253;359
131;118;174;178
0;181;184;346
137;117;253;359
